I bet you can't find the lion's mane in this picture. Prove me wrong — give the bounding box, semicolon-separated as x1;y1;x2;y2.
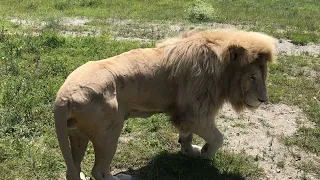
156;29;276;123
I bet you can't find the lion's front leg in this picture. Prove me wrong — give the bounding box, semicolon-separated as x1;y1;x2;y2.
194;125;223;159
178;124;223;159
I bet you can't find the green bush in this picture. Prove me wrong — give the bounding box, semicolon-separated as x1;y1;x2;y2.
186;0;218;22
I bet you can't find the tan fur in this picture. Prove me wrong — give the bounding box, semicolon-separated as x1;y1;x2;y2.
54;29;277;180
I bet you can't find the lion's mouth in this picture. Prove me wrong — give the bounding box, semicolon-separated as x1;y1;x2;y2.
244;101;261;108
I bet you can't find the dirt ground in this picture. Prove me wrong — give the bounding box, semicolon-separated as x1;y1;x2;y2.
217;104;318;180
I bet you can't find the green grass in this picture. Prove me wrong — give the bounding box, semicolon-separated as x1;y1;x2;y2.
276;160;285;169
0;32;263;179
0;0;319;43
298;160;320;179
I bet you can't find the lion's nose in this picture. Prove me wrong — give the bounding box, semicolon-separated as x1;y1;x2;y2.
258;97;268;103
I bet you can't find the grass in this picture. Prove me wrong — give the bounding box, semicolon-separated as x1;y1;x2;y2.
276;160;285;169
0;0;319;43
298;160;320;179
0;31;263;179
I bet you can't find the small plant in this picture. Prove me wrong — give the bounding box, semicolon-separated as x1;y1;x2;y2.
42;32;66;48
43;18;62;32
26;1;38;10
186;0;218;22
78;0;102;7
234;122;246;128
54;1;70;11
0;26;7;43
277;160;285;168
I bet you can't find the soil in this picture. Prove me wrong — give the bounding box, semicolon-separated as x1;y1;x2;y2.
217;104;318;180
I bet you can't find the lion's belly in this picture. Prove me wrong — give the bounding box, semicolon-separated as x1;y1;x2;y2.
117;84;174;119
117;99;169;120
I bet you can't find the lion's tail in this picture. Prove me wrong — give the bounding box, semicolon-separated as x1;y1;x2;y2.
54;102;78;180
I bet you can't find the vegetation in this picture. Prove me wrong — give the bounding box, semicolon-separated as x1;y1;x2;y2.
186;0;219;22
0;0;319;43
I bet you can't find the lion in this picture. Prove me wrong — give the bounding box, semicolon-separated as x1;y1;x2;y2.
54;28;277;180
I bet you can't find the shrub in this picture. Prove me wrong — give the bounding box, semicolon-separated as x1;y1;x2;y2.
186;0;218;22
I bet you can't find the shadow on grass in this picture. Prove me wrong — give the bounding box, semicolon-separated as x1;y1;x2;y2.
117;151;245;180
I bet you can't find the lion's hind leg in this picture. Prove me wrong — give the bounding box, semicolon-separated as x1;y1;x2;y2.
88;121;124;180
67;128;89;180
85;99;132;180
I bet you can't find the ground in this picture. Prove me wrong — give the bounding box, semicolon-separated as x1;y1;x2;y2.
0;1;319;180
219;104;318;180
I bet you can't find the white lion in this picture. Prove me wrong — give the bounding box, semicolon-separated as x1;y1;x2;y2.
54;29;276;180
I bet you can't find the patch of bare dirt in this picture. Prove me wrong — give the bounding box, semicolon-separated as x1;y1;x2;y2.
9;18;45;27
216;103;318;180
62;18;90;26
118;132;141;144
277;39;320;57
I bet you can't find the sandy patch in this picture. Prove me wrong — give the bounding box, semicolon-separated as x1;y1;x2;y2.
216;103;318;180
277;39;320;57
62;18;90;26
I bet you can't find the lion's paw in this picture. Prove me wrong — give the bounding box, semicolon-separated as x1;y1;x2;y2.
116;173;133;180
80;172;88;180
181;144;202;158
191;144;202;157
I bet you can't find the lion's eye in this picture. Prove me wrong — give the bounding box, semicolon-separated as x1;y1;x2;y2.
249;75;255;81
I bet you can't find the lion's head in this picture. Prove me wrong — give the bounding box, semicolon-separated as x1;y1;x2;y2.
225;52;271;112
241;59;269;108
217;30;277;112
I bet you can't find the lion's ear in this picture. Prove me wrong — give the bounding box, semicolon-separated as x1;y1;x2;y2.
221;45;256;65
229;45;246;61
